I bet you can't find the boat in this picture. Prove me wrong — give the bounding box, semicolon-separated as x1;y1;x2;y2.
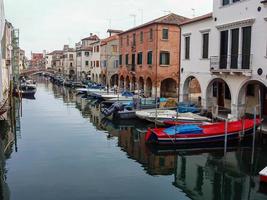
145;118;261;145
19;80;37;97
136;109;210;124
260;167;267;183
0;99;9;116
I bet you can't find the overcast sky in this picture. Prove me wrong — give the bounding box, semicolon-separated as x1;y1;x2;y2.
4;0;212;57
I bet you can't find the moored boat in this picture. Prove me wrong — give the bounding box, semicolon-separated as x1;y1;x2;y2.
145;118;261;145
260;167;267;183
0;99;9;116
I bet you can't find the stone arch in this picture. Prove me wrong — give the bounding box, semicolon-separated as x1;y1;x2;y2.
160;78;177;98
206;78;232;111
120;75;125;90
237;79;267;118
110;74;118;87
183;76;202;105
145;77;152;97
138;77;145;92
126;76;130;91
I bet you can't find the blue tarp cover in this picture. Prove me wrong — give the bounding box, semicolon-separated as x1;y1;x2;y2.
163;125;203;135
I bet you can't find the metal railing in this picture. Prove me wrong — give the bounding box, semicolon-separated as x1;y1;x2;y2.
210;54;253;71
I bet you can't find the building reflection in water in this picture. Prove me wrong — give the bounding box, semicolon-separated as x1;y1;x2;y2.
0;96;21;200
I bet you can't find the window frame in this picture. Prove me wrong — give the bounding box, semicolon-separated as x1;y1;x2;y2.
162;28;169;40
147;51;153;65
202;33;209;59
160;51;170;66
137;52;143;65
185;36;190;60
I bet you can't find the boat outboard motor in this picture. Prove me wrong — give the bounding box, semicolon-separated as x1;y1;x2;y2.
102;102;124;117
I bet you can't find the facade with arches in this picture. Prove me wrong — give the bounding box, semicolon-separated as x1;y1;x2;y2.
179;0;267;119
118;13;187;97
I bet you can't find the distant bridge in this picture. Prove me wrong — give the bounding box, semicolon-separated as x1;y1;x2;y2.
20;68;57;77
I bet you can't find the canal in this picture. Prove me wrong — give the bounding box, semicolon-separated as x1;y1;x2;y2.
2;80;267;200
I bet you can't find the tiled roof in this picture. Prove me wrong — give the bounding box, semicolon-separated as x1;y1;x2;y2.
119;13;188;35
47;50;63;55
101;35;119;46
107;29;123;34
179;13;213;26
81;34;100;41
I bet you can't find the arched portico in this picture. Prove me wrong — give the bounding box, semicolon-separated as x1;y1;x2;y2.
183;76;202;106
160;78;177;98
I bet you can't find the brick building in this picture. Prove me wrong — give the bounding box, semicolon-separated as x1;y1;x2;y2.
118;13;188;97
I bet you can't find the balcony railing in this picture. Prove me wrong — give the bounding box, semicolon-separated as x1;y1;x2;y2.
210;54;253;74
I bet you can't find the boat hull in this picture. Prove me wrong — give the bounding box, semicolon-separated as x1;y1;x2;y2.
146;119;261;145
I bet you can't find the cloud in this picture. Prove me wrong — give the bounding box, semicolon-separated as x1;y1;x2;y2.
4;0;212;57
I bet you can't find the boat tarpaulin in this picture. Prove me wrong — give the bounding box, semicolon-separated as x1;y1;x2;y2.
164;125;203;135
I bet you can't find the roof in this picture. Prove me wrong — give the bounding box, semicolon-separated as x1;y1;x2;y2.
179;13;213;26
119;13;188;35
107;29;123;34
101;35;119;46
47;50;63;55
81;34;100;41
80;47;93;51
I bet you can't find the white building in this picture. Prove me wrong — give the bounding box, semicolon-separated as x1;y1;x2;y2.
91;40;101;83
76;34;99;80
180;0;267;119
45;53;53;69
62;45;76;79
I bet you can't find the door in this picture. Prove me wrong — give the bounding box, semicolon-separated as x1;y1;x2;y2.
230;28;239;69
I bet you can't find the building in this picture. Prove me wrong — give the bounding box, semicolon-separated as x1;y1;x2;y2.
100;30;121;87
19;48;26;71
45;52;53;69
30;52;44;68
1;20;13;100
118;13;188;97
62;45;76;79
91;40;101;83
76;34;100;80
179;0;267;120
0;0;5;102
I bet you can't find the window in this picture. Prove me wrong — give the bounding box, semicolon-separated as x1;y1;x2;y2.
185;36;190;59
140;31;143;43
126;54;129;65
127;35;129;46
85;52;90;56
149;28;153;40
96;46;100;52
96;60;99;67
112;45;118;52
202;33;209;59
160;52;170;65
137;52;143;65
147;51;153;65
91;61;93;67
242;26;252;69
162;28;169;40
120;37;123;46
119;55;122;65
69;54;73;59
222;0;230;6
133;33;136;46
85;61;89;66
70;62;73;67
114;60;119;68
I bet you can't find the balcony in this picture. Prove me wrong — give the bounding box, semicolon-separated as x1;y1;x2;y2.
210;54;253;76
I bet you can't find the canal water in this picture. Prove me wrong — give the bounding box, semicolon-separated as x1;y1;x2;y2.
2;80;267;200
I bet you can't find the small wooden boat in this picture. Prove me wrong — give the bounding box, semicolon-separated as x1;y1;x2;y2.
260;167;267;183
136;109;210;124
145;119;261;145
19;81;37;97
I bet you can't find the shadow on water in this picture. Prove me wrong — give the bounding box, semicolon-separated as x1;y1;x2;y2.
4;79;267;200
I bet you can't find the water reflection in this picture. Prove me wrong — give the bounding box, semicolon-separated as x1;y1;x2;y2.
5;81;267;200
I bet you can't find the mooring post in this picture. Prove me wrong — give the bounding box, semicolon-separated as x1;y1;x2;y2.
251;107;257;165
224;118;228;156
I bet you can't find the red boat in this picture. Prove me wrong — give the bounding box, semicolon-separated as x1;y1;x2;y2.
145;119;261;145
260;167;267;183
163;120;209;126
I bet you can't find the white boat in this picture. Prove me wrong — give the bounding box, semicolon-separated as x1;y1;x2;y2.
135;109;210;124
259;166;267;183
